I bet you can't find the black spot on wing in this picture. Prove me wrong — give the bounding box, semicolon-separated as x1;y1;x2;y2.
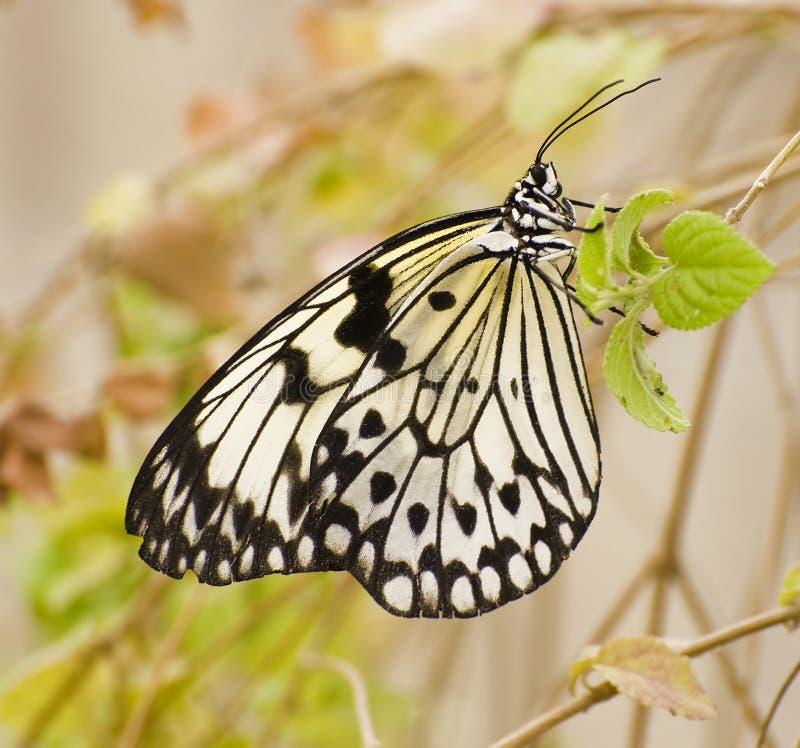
407;502;430;536
370;471;396;504
498;482;521;516
423;377;446;395
334;264;392;352
473;459;492;494
428;290;456;311
232;499;255;540
375;338;406;372
359;408;387;439
318;427;348;461
278;347;320;404
452;498;477;536
335;451;366;492
284;441;309;525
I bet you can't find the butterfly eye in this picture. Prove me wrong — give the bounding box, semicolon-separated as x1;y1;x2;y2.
528;163;547;186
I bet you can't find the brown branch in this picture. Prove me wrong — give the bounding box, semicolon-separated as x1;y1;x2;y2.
754;656;800;748
489;606;800;748
677;572;775;747
537;560;655;712
628;319;732;747
306;654;381;748
648;159;800;234
15;575;169;748
738;321;799;724
116;585;208;748
725;129;800;224
680;607;800;657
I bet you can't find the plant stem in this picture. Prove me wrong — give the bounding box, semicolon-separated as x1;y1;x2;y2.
725;129;800;224
489;606;800;748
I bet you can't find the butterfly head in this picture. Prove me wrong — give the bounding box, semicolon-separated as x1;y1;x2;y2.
503;160;576;243
526;161;561;198
504;78;661;249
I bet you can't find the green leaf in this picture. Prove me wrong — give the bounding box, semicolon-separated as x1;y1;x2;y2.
629;233;666;277
604;303;690;432
653;211;775;330
612;189;673;275
592;636;717;720
507;31;663;135
576;198;609;307
779;564;800;607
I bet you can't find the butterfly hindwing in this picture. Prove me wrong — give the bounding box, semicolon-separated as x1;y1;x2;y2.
308;237;600;617
125;209;502;585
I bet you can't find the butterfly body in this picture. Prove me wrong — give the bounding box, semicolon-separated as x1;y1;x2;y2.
127;80;664;618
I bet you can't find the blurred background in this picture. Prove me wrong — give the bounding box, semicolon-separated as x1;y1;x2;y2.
1;1;799;746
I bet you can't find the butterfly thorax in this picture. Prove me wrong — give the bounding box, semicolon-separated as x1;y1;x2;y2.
502;161;577;259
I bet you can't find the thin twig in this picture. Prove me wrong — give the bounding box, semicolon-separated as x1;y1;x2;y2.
681;607;800;658
253;577;356;745
739;296;799;714
754;656;800;748
490;683;618;748
687;135;794;186
677;572;775;747
15;575;169;748
537;560;654;712
489;606;800;748
201;592;329;745
629;319;732;748
116;585;209;748
306;654;381;748
649;159;800;233
776;252;800;275
725;129;800;224
187;578;304;674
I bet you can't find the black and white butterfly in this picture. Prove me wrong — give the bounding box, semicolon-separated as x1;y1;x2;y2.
126;80;656;618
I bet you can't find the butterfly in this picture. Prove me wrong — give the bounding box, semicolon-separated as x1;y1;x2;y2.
126;79;657;618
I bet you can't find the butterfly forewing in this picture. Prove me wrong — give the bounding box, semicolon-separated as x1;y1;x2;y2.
125;209;502;584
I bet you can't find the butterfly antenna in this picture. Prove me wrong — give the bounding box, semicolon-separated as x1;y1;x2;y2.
537;78;661;163
536;80;624;163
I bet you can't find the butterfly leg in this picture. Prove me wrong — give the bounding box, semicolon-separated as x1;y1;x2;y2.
567;198;621;213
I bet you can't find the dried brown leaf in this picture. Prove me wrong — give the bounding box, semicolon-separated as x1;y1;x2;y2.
0;442;52;501
592;636;717;720
0;403;106;501
117;212;243;323
104;362;177;421
3;403;104;457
